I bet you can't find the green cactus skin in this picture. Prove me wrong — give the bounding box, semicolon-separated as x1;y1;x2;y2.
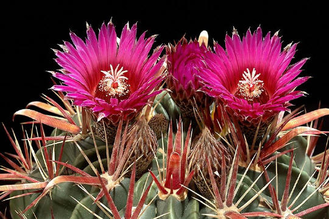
156;196;200;219
154;91;181;124
10;183;89;219
70;178;130;219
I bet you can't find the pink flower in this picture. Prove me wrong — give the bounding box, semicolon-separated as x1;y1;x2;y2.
166;35;212;117
201;27;309;126
53;22;165;124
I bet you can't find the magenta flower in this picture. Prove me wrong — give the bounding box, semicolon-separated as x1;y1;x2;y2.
201;27;309;126
166;33;212;117
53;22;165;124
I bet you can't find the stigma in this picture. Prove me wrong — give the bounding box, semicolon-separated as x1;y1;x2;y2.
98;64;130;97
237;68;264;102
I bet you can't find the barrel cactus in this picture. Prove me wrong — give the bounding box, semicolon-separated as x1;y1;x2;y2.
0;21;328;219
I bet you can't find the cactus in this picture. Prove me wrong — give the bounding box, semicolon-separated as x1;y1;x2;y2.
0;21;329;219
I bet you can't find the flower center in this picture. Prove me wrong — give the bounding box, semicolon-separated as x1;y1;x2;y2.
236;68;265;102
98;64;130;98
